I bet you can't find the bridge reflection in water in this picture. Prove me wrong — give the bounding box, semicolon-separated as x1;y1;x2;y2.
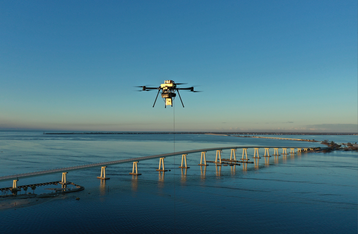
0;146;319;191
200;165;206;180
100;179;106;195
181;168;187;183
131;175;138;192
230;165;236;175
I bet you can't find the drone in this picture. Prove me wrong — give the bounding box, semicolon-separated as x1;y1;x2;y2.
138;80;198;108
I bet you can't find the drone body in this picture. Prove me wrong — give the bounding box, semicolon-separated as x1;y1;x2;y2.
138;80;197;108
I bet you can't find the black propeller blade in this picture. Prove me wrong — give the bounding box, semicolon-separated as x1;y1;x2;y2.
189;86;201;92
135;85;147;91
136;85;160;91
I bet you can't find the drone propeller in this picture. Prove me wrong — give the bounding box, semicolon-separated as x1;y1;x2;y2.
189;85;201;92
136;89;151;92
136;85;160;91
174;82;187;85
177;86;200;92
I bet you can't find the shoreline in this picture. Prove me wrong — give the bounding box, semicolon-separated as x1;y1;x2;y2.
42;132;357;135
234;135;318;142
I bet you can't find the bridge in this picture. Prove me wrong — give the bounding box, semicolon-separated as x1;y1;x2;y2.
0;146;318;190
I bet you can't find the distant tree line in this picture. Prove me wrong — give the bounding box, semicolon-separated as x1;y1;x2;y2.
321;140;357;152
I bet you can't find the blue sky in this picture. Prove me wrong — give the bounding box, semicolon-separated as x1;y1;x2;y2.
0;0;356;132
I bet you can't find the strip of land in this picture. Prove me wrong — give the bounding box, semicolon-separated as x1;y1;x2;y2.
43;132;356;135
234;135;317;142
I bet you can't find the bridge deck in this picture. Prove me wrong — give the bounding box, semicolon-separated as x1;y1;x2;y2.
0;146;311;182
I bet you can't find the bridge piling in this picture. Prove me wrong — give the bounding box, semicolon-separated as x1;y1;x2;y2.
230;149;237;161
198;151;208;166
179;154;190;169
60;172;68;185
129;161;141;175
290;148;295;155
264;148;270;157
98;166;110;180
242;148;248;161
253;148;261;158
12;179;18;189
273;148;280;156
215;150;222;164
156;157;168;172
282;148;288;156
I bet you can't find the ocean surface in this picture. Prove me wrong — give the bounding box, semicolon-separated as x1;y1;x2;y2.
0;131;357;234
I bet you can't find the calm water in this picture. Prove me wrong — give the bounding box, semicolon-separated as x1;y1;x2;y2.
0;131;357;234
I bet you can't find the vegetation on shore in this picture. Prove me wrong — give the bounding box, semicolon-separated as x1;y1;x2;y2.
321;140;358;152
